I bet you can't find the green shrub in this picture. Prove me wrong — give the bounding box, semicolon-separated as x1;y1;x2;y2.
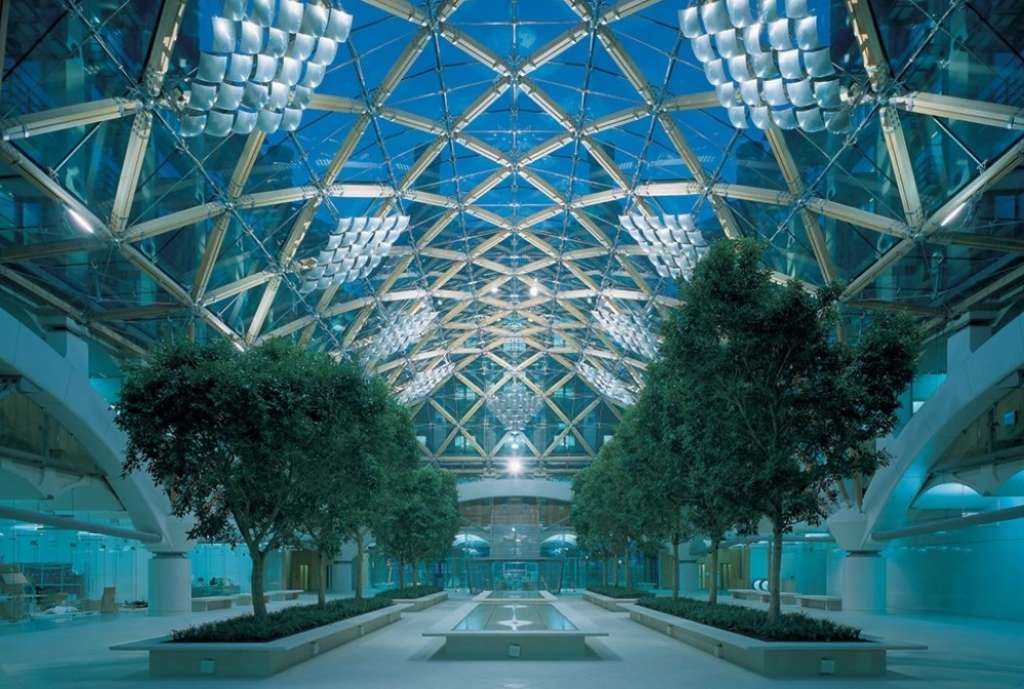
373;585;443;600
171;597;393;643
638;597;861;642
587;585;648;599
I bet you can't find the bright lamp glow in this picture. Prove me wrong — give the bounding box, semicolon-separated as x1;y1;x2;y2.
592;303;657;359
620;213;709;281
67;208;93;233
182;1;352;137
507;458;522;475
679;0;847;133
300;215;408;293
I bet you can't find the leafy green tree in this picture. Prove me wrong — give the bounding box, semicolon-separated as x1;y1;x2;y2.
665;239;919;619
117;339;339;620
290;362;398;608
350;393;420;598
618;396;693;599
373;465;460;588
571;440;639;588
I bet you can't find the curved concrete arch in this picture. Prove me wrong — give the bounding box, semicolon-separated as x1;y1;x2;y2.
457;478;573;504
0;308;190;551
859;314;1024;544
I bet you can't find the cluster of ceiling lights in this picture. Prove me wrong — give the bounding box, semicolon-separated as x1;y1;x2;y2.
397;361;454;404
680;0;847;133
576;361;637;407
364;306;436;363
182;0;352;137
591;303;658;360
620;214;710;281
488;380;544;438
299;215;408;294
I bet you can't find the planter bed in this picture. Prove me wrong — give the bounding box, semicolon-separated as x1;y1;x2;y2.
582;590;641;613
624;604;925;677
111;601;407;677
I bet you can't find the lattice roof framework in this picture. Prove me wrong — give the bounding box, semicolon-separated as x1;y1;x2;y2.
1;0;1023;474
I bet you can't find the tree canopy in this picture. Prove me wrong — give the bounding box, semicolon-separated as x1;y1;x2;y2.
117;338;351;618
373;464;460;588
661;238;919;617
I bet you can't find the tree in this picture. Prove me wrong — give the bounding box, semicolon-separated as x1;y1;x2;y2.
571;440;639;588
350;392;420;598
618;394;693;599
117;339;339;620
666;239;919;619
290;360;396;608
373;465;460;589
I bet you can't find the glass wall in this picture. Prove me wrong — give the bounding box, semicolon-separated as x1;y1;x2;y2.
0;517;150;620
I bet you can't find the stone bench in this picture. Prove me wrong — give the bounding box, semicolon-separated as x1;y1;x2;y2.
623;603;924;677
797;595;843;611
729;589;798;605
582;590;639;612
234;590;304;606
112;603;408;677
191;596;235;612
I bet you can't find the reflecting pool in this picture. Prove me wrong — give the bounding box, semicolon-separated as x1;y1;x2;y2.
453;603;577;632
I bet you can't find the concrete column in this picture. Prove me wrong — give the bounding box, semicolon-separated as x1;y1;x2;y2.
677;543;699;594
148;552;191;615
841;551;887;613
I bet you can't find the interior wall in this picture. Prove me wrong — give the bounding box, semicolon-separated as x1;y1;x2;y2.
885;517;1024;621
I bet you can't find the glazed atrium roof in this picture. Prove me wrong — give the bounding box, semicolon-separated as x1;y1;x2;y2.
1;0;1023;474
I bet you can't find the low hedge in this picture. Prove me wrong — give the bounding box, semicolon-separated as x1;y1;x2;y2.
171;597;392;643
586;585;648;599
373;585;443;600
638;597;861;642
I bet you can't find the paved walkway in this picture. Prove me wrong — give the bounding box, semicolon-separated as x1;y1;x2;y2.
2;593;1023;688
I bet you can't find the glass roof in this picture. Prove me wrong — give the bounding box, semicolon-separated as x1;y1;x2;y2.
1;0;1023;475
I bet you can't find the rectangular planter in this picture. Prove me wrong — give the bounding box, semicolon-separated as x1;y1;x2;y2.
389;590;448;612
623;604;925;678
582;590;639;612
111;604;407;677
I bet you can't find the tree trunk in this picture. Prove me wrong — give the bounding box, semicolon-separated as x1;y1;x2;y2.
708;538;721;605
398;559;406;589
412;562;419;586
671;536;680;600
623;546;632;590
601;559;608;586
251;551;268;620
354;531;364;600
317;551;327;609
768;522;784;621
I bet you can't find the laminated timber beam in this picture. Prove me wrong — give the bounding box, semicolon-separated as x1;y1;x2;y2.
108;0;186;234
1;98;142;140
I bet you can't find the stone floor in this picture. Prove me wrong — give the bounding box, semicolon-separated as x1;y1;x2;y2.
2;592;1023;688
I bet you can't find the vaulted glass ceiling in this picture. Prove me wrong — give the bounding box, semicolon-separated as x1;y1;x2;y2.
1;0;1023;475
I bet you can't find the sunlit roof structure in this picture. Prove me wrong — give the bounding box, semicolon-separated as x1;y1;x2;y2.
1;0;1023;480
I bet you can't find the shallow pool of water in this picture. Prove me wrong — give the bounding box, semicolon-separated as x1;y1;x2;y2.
453;603;577;632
